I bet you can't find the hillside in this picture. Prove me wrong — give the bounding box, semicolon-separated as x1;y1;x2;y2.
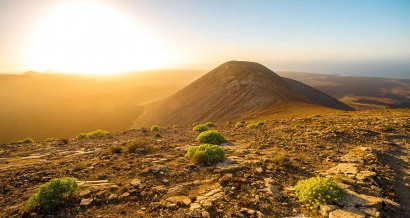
1;109;409;217
134;61;353;127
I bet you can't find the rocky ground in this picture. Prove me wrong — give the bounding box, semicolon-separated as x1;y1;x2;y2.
0;109;409;218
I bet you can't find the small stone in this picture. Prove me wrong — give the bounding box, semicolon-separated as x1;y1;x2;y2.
130;179;141;187
166;196;192;206
320;205;339;216
80;198;93;207
108;194;118;202
201;210;210;218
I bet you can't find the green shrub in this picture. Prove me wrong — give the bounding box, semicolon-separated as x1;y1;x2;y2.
235;121;245;128
173;125;179;129
72;162;86;171
60;138;70;144
246;121;265;128
191;122;199;127
225;121;232;126
193;124;208;132
109;146;122;154
87;129;109;138
126;140;152;154
44;138;55;142
18;138;34;144
186;144;226;164
150;125;161;131
76;133;88;139
294;177;345;209
204;122;216;127
196;130;225;144
272;154;290;165
27;177;78;212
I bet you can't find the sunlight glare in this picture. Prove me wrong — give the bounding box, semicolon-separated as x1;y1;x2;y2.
28;2;172;74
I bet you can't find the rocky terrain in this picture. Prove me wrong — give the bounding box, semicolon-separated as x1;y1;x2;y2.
1;109;409;217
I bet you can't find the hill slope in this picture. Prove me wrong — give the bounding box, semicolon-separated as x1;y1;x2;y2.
134;61;353;127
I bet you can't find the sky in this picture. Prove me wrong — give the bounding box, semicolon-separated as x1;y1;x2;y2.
0;0;409;77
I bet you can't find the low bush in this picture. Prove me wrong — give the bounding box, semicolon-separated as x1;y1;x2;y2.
87;129;109;138
60;138;70;144
76;133;88;139
193;124;208;132
127;140;152;154
18;138;34;144
173;125;179;129
294;177;345;209
204;122;216;127
109;146;122;154
272;154;290;165
27;177;78;212
150;125;161;131
191;122;199;127
72;162;86;171
196;130;225;144
186;144;226;164
225;121;232;126
246;121;265;128
44;138;55;142
235;121;245;128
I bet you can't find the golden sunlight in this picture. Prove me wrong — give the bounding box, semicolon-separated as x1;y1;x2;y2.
27;2;173;74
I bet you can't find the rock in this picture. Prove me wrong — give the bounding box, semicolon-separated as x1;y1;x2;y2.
190;202;202;210
341;189;384;209
329;209;366;218
201;210;210;218
267;184;282;198
356;170;376;182
319;205;339;216
166;196;192;206
190;209;201;218
130;179;141;187
80;198;93;207
218;173;233;183
327;163;358;176
358;207;380;217
108;194;118;202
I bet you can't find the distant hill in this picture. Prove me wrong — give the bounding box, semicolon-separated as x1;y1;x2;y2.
277;71;410;109
134;61;353;127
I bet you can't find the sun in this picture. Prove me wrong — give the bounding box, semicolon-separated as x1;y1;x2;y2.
27;1;173;75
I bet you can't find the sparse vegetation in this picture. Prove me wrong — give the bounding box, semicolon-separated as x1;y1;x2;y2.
186;144;226;164
196;130;225;144
235;121;245;128
76;133;88;139
191;122;199;127
109;146;122;154
193;124;208;132
76;129;109;139
72;162;86;171
60;138;70;144
17;138;34;144
173;125;179;129
126;140;152;154
44;138;55;142
204;122;216;127
272;154;290;165
27;177;78;212
246;121;265;128
294;177;345;209
225;121;232;126
87;129;109;138
150;125;161;131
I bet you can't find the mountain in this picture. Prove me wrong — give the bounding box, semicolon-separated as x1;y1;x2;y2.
134;61;353;127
